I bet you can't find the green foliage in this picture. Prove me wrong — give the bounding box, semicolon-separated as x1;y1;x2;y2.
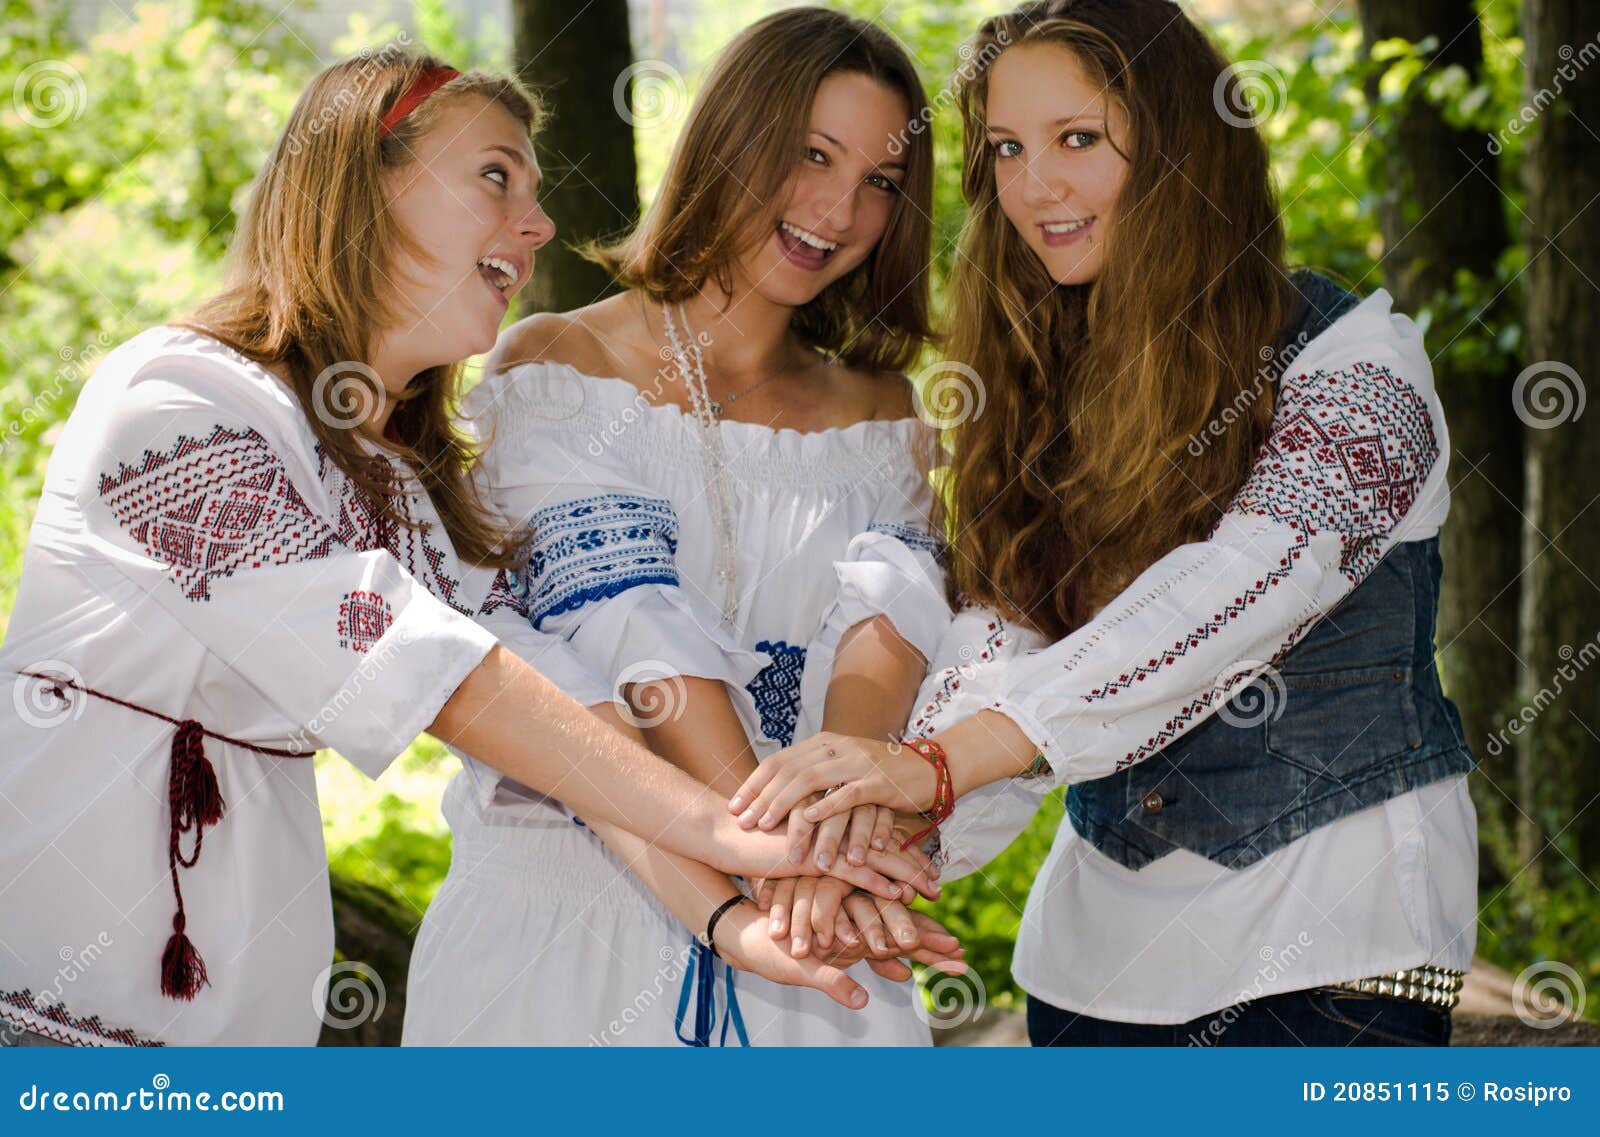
921;791;1065;1009
2;0;1589;1025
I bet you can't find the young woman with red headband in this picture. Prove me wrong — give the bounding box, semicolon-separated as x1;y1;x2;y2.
0;52;946;1048
729;0;1476;1047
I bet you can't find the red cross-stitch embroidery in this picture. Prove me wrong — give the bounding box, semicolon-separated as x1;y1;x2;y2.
1;989;164;1047
908;616;1011;739
1058;360;1440;771
478;569;529;619
97;425;341;601
337;590;394;653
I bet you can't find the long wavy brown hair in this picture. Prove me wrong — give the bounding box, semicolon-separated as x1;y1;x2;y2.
179;50;539;567
941;0;1294;639
586;6;935;375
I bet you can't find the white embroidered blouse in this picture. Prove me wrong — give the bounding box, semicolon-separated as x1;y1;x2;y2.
911;290;1478;1023
0;327;606;1045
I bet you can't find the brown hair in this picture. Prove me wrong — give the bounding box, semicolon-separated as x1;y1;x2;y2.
941;0;1293;638
587;6;936;375
179;50;541;567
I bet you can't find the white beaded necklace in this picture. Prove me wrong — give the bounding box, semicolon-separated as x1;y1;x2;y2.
661;302;740;624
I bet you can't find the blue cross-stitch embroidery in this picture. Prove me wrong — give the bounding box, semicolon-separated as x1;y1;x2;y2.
522;493;680;628
748;640;807;748
867;520;947;562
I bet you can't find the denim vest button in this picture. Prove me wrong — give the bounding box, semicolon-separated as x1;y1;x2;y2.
1141;791;1165;814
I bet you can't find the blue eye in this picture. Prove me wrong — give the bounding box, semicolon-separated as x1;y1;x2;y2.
1063;131;1098;150
992;139;1022;159
865;172;901;194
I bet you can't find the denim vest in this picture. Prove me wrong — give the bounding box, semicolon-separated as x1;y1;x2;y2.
1065;274;1476;870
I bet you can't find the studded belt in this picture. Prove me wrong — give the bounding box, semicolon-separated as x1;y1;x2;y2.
1327;965;1464;1010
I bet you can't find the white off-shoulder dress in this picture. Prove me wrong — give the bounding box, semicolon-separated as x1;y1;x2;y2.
403;361;949;1046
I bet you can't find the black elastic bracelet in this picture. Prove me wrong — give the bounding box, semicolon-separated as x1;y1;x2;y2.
704;894;746;960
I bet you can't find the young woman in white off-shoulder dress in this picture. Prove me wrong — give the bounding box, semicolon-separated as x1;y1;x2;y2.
403;8;956;1046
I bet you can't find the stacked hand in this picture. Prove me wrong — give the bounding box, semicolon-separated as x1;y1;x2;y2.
730;732;933;832
717;765;963;1010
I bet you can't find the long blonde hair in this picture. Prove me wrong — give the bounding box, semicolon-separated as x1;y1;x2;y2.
181;50;540;567
942;0;1292;638
587;7;936;375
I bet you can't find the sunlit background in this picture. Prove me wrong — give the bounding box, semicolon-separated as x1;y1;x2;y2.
4;0;1594;1042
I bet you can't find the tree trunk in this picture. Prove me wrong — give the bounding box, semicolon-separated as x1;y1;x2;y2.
1356;0;1524;886
318;872;416;1047
1518;0;1600;873
510;0;640;314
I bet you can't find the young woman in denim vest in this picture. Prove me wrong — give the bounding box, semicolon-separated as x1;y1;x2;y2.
730;0;1477;1046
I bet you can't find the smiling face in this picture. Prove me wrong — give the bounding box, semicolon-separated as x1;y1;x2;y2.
985;42;1130;286
380;94;554;374
734;70;910;308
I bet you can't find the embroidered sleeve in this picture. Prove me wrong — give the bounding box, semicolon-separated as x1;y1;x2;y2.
982;318;1448;790
467;366;770;735
82;379;496;777
796;440;952;739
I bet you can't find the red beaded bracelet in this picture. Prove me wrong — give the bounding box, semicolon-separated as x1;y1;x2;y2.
899;737;955;850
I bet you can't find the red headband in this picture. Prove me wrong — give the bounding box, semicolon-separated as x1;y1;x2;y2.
379;66;460;136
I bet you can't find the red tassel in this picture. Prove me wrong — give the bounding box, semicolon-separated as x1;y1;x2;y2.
170;720;224;831
163;720;221;1000
160;913;209;1001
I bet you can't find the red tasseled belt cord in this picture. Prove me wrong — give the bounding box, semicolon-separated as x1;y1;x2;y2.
18;671;309;1001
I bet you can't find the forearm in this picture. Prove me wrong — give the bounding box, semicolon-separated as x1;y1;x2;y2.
635;676;760;798
583;702;744;933
928;710;1041;804
430;645;748;868
821;614;927;740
